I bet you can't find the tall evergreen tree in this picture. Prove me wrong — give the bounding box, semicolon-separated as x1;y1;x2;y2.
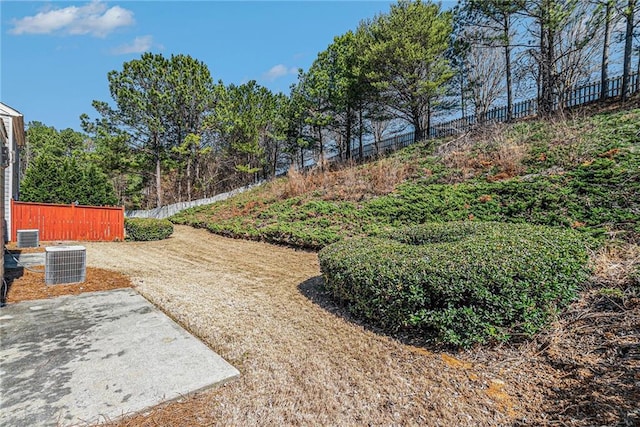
303;31;371;161
360;0;454;140
294;67;333;161
211;81;285;181
87;53;215;207
21;122;117;206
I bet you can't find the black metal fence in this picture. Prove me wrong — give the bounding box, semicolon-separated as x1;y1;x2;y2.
324;72;639;164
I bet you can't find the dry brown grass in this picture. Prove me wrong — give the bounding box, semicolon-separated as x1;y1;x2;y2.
7;227;638;426
280;165;309;198
510;290;639;426
467;241;640;426
439;124;528;183
590;242;640;288
434;112;620;184
79;226;521;426
275;157;416;202
366;158;417;194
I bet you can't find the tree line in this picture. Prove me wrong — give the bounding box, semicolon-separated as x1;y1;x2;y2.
20;0;639;209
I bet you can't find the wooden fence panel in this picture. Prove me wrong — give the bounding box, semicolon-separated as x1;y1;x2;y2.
11;200;124;242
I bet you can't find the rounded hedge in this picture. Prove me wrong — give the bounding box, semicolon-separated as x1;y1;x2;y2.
318;221;590;348
125;218;174;241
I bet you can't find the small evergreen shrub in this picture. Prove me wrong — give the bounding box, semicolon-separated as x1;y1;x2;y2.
125;218;174;241
319;221;590;348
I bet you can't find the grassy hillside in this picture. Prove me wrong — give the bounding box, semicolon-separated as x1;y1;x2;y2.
172;107;640;249
167;107;639;423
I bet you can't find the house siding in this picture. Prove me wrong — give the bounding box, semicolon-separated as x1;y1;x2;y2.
2;114;12;242
0;104;23;242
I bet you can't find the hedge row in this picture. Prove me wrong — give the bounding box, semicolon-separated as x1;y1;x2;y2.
318;221;590;348
125;218;174;241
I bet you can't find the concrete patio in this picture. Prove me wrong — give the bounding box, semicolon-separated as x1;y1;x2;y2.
0;288;239;426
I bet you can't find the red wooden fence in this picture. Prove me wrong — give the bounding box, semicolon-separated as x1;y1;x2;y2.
11;200;124;242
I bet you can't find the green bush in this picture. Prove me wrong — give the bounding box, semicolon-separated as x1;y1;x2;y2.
363;154;640;242
319;222;590;348
125;218;174;241
21;154;118;206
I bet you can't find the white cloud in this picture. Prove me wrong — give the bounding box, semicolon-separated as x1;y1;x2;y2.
263;64;297;82
10;1;134;37
111;35;154;55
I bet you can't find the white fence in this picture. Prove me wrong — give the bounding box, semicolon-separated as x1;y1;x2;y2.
125;182;264;219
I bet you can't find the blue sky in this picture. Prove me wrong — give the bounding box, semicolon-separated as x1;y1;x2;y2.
2;0;442;132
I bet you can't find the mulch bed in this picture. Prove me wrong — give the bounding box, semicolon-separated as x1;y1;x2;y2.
3;266;132;304
468;283;640;426
527;288;640;426
3;243;132;304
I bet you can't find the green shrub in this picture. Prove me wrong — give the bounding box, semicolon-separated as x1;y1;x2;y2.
260;222;342;249
319;221;590;348
21;155;118;206
364;154;640;242
125;218;174;241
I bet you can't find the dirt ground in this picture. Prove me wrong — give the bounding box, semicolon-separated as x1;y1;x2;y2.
4;225;638;426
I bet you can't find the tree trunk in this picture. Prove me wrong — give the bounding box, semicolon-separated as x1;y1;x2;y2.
300;147;304;170
195;147;202;199
504;15;513;122
317;125;323;159
539;2;556;116
186;156;192;202
358;109;364;160
601;0;612;100
345;109;352;161
413;118;423;142
538;18;549;115
154;134;162;208
271;144;278;177
155;155;162;208
459;61;466;120
426;101;432;140
621;0;636;101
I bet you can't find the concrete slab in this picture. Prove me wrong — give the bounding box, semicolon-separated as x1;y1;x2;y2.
0;288;239;426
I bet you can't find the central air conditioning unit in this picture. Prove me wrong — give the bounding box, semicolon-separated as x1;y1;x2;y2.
45;246;86;285
17;229;39;248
